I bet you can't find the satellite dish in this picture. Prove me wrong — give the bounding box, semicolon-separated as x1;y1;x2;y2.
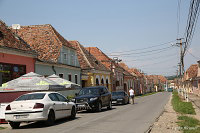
12;24;21;29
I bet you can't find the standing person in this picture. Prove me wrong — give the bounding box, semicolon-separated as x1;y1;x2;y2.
129;87;135;104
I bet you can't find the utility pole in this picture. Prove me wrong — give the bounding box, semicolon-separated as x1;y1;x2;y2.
176;38;184;77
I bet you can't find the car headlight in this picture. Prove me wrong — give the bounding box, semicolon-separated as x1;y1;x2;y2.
90;97;98;101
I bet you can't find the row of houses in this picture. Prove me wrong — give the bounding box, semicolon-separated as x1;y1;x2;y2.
0;20;167;95
175;61;200;96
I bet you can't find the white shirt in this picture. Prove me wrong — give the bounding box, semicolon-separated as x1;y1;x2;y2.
129;89;134;96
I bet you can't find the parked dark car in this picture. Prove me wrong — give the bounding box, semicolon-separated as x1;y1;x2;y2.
73;86;112;112
167;87;173;92
111;91;129;105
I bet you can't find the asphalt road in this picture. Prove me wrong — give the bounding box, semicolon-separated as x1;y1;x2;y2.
1;92;171;133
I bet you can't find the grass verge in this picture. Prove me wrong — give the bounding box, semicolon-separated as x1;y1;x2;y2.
177;116;200;133
172;91;195;115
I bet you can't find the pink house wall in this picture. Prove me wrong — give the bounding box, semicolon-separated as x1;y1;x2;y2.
0;53;35;73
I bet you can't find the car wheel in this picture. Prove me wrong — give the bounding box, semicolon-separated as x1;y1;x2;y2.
96;102;102;112
70;106;76;119
45;110;55;126
107;101;112;110
9;122;20;129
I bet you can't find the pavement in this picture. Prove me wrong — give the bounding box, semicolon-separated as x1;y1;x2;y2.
0;92;170;133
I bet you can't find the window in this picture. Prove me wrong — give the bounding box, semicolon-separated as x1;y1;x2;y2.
56;94;67;102
48;93;59;101
64;53;67;60
101;78;104;85
15;93;45;101
96;78;99;86
106;79;109;88
75;75;78;84
59;73;64;78
0;31;3;39
68;74;72;81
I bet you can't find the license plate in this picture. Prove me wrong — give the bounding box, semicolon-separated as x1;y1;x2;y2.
78;104;85;107
15;115;28;119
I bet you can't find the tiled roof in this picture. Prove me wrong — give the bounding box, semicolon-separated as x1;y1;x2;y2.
10;24;73;63
146;75;167;84
69;41;110;72
119;62;134;77
185;64;198;79
128;68;143;77
0;20;36;54
85;47;112;70
85;47;124;72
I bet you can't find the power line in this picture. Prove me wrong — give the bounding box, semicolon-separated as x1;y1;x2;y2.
113;46;176;58
132;56;176;68
123;52;178;62
187;50;200;60
106;40;176;54
108;45;173;56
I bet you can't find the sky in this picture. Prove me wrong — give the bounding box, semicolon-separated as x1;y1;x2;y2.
0;0;199;76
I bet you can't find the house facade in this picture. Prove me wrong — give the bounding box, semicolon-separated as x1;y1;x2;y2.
13;24;81;85
85;47;124;92
196;61;200;96
0;21;37;86
183;64;198;94
119;62;135;94
69;41;112;91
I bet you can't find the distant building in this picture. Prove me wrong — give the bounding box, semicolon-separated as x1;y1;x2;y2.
0;20;37;86
85;47;124;91
119;62;135;94
69;41;112;91
12;24;81;85
183;64;198;94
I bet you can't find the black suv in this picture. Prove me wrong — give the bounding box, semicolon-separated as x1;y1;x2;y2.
74;86;112;112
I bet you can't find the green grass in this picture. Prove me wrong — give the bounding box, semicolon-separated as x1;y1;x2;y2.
172;92;196;115
177;116;200;133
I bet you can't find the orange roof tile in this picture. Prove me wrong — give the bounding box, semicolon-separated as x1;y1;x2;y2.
69;41;110;72
0;20;36;54
10;24;73;63
185;64;198;79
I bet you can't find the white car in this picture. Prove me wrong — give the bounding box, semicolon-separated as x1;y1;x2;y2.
5;91;76;129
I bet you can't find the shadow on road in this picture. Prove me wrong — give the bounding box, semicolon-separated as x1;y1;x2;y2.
13;117;80;129
77;107;116;114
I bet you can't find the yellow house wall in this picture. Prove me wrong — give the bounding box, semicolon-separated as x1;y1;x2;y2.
83;72;112;92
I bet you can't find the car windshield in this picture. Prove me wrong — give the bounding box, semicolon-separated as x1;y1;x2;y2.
78;88;99;95
112;92;124;96
15;93;46;101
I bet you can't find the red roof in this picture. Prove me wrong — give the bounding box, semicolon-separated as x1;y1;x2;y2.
185;64;198;79
0;20;36;54
85;47;124;73
10;24;73;63
69;41;110;72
